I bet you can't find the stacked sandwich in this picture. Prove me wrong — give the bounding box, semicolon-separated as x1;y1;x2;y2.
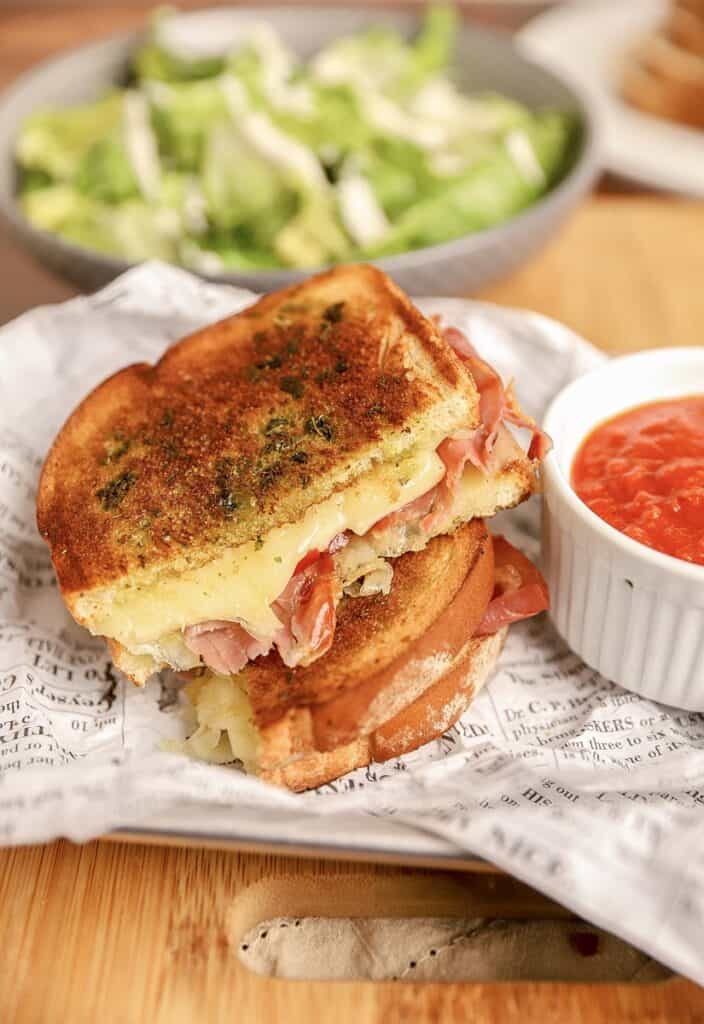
622;0;704;129
38;265;549;790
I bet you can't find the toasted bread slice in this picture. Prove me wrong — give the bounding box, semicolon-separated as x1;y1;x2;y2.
99;424;532;687
38;264;478;610
260;631;505;791
677;0;704;19
181;628;504;792
668;6;704;57
638;30;704;83
622;31;704;129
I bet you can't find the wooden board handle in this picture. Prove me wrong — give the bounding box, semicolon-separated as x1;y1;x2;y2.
225;856;703;1021
231;867;572;943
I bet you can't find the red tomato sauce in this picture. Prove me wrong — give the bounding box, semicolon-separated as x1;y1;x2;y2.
571;396;704;566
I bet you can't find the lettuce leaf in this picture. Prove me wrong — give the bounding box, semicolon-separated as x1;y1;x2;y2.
149;79;229;171
201;121;298;248
311;6;455;98
74;135;140;203
274;195;351;267
181;237;282;271
273;83;372;158
365;111;576;255
16;93;124;180
134;42;225;83
395;5;457;97
21;185;178;260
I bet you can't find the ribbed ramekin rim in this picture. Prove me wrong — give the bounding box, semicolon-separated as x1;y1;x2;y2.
542;347;704;585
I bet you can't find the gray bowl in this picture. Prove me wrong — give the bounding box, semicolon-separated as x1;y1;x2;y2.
0;7;600;296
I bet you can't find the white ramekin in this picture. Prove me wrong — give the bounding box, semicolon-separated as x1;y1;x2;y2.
542;347;704;711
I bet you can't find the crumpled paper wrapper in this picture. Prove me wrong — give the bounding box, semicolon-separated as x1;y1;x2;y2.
1;263;703;982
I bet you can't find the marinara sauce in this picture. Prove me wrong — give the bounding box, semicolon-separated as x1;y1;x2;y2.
572;396;704;566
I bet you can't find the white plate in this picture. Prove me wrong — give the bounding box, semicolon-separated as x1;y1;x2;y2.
519;0;704;196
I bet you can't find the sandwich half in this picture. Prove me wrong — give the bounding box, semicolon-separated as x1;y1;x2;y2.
178;522;548;791
38;264;546;692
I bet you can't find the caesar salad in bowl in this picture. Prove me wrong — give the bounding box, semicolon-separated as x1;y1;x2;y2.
0;6;599;295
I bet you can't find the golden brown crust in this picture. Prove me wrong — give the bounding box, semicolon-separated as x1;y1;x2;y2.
668;6;704;58
371;631;504;761
639;30;704;82
677;0;704;15
37;264;477;598
243;521;491;730
258;631;504;791
622;29;704;129
259;733;370;791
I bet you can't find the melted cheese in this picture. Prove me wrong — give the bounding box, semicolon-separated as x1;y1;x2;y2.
93;447;446;654
170;674;259;771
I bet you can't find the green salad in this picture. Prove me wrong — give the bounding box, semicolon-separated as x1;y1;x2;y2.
16;7;578;271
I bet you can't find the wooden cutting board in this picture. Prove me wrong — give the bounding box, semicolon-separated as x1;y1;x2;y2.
2;196;704;1022
0;839;702;1023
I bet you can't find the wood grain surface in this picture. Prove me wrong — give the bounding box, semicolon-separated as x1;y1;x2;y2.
2;4;704;1021
1;841;703;1024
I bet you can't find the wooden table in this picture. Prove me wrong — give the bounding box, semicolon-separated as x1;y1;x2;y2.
2;4;704;1022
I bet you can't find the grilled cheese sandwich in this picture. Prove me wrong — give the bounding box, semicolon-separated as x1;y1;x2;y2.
38;264;543;689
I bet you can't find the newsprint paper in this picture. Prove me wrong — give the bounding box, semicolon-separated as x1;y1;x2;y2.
1;264;703;981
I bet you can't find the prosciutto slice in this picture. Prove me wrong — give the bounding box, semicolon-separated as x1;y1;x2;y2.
419;435;476;533
272;550;339;668
374;323;551;535
183;621;271;676
503;384;553;462
183;540;344;674
372;489;437;534
475;535;549;636
439;321;552;471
